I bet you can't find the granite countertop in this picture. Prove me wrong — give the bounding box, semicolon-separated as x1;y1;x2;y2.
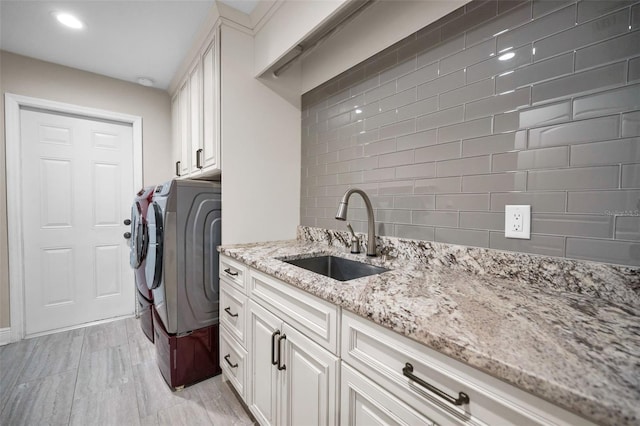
218;239;640;426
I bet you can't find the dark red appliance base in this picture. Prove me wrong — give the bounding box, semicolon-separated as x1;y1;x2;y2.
153;307;221;390
136;290;154;343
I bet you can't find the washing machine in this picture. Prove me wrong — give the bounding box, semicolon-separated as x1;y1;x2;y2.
145;179;222;389
127;186;155;342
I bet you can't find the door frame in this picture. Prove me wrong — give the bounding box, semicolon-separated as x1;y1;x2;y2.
4;93;143;342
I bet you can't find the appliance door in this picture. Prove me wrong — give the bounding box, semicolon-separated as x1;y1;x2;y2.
145;201;164;291
129;203;141;269
177;195;222;333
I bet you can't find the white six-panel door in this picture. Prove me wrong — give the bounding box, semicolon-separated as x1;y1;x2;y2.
20;108;135;336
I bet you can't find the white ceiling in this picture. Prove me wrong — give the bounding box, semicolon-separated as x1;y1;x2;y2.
0;1;259;91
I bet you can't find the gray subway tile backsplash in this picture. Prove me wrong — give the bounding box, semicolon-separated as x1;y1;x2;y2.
519;100;572;128
575;31;640;72
573;84;640;119
462;131;526;157
492;145;569;172
630;57;640;83
497;4;575;51
435;193;490;211
527;165;620;190
466;44;533;83
566;237;640;266
416;105;464;131
461;171;527;192
414;176;462;194
576;0;634;23
533;0;574;19
436;155;492;177
528;115;620;148
533;8;630;62
301;0;640;266
464;3;532;47
435;227;490;248
567;190;640;214
464;87;530;120
439;78;494;110
495;52;574;94
440;38;496;75
621;163;640;188
531;61;627;104
437;117;493;143
622;111;640;137
489;232;566;257
415;141;461;163
570;137;640;166
490;191;567;212
616;216;640;241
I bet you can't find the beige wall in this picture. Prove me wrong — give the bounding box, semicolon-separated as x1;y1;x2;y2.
0;50;172;328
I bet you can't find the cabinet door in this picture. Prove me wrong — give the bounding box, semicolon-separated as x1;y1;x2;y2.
280;323;339;426
189;64;201;173
178;80;190;176
202;34;220;170
171;94;180;176
248;300;281;426
341;363;437;426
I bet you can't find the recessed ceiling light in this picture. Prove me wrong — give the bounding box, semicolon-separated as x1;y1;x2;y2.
498;52;516;61
54;12;84;30
137;77;154;87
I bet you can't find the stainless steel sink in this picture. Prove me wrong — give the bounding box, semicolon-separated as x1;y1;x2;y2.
283;255;389;281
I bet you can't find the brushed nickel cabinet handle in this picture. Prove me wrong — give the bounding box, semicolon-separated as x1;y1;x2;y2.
175;161;181;176
197;149;203;168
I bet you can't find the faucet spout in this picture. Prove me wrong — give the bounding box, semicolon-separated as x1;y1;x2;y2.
335;188;377;256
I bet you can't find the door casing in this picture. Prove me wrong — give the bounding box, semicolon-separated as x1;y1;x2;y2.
4;93;143;342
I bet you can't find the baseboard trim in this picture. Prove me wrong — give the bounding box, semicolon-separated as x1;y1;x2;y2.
0;327;11;346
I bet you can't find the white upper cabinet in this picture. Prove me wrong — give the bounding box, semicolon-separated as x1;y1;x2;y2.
172;26;221;179
201;36;220;171
178;80;190;177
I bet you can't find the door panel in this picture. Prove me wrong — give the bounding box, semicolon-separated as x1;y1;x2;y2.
20;108;135;335
248;300;280;426
281;324;339;426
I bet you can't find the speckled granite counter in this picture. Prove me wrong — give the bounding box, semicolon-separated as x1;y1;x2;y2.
218;231;640;426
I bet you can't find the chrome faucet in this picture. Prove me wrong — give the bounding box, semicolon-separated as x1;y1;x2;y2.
335;188;376;256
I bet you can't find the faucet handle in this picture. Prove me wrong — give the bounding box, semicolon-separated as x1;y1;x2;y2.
346;223;361;254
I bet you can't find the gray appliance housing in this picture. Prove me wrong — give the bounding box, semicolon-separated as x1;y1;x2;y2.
146;179;221;335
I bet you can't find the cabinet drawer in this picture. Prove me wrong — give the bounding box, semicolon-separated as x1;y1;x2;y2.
220;279;247;347
220;328;248;400
219;255;247;294
342;311;595;426
249;269;340;355
341;362;437;426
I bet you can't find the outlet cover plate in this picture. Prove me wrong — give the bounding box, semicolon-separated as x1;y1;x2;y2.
505;205;531;239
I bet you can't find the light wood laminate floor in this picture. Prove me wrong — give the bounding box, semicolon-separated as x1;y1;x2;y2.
0;317;255;426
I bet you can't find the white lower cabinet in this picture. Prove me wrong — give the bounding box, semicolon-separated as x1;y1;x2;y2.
219;255;593;426
341;362;437;426
248;299;339;426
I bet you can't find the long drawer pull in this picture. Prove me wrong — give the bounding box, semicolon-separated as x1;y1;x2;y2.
224;354;238;369
224;268;238;277
277;334;287;371
403;363;469;406
271;330;280;366
224;307;238;318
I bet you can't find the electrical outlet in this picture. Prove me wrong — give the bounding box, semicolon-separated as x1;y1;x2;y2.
505;205;530;239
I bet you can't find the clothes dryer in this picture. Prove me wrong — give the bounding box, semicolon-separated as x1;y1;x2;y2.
145;179;222;389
